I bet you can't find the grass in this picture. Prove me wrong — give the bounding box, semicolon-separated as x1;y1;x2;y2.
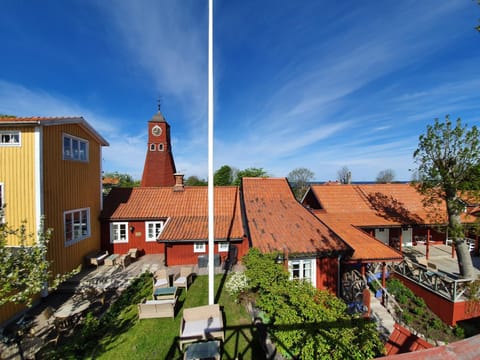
38;272;265;359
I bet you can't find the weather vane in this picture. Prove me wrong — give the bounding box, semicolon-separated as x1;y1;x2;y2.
157;97;162;112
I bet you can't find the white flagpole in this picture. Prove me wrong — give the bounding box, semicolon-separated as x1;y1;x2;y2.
208;0;215;305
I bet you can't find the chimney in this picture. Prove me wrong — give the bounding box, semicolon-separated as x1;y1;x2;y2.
173;173;185;192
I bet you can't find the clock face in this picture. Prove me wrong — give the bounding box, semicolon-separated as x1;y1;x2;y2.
152;125;162;136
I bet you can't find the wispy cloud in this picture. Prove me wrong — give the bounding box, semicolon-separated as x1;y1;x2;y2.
93;0;208;124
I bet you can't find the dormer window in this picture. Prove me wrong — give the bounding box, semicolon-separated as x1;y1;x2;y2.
0;131;20;146
149;144;156;151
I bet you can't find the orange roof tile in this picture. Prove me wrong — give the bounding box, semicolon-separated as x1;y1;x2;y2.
101;186;243;241
385;323;433;356
0;116;109;145
241;177;350;256
316;213;403;262
383;330;480;359
308;183;477;227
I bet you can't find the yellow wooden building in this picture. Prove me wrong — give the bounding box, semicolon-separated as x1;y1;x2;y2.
0;116;108;324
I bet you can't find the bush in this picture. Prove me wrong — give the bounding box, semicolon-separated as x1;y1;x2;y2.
225;271;249;301
453;325;465;338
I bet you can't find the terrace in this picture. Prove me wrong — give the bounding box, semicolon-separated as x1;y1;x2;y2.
0;255;265;359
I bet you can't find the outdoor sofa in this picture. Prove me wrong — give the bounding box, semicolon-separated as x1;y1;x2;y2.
179;304;224;349
138;298;177;319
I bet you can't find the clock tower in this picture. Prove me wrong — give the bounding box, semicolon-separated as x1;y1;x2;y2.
140;108;177;187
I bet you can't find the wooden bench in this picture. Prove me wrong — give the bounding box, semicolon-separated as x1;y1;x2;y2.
85;250;109;268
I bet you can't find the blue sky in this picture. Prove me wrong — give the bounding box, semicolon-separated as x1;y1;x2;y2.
1;1;479;182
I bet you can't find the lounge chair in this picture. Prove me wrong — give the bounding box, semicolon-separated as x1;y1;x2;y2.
173;267;194;292
179;304;224;349
153;269;171;290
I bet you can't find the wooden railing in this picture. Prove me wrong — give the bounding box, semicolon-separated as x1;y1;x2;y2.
366;271;403;323
394;259;473;302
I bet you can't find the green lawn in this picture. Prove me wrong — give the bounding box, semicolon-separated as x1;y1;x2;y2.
40;272;265;360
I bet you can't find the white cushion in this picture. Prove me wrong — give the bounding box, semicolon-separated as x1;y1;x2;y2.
154;279;168;287
174;276;186;285
181;317;222;338
145;299;175;305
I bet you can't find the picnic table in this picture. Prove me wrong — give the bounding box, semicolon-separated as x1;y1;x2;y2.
184;340;221;360
54;298;91;319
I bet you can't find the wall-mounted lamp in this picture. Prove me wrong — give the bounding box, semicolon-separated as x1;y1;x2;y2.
275;253;284;264
129;225;135;232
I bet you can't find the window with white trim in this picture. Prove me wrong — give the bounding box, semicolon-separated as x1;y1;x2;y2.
194;242;206;253
146;221;166;242
218;242;229;252
63;134;88;161
158;143;164;151
288;258;316;284
110;222;129;243
0;131;21;146
64;208;90;246
149;143;156;151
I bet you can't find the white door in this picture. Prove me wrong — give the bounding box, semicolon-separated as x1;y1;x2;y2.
402;228;413;247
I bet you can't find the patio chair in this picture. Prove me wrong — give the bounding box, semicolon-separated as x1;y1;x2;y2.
173;267;194;292
153;269;170;290
179;304;224;349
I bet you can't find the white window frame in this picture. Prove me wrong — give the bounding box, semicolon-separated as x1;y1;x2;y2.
288;258;316;284
64;208;90;246
110;222;129;244
63;133;89;161
158;143;164;151
0;183;4;223
145;221;166;242
149;143;156;151
0;131;21;146
194;242;206;253
218;242;229;252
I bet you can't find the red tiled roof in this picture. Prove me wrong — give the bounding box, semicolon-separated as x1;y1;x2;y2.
101;186;243;241
382;331;480;359
308;183;477;227
0;116;109;145
384;323;433;356
102;177;120;186
317;213;403;262
241;177;350;256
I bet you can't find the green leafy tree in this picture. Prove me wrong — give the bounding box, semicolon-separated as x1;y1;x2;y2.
413;116;480;278
376;169;395;183
184;175;207;186
0;208;77;306
233;167;268;186
103;172;140;187
287;167;315;200
214;165;236;186
243;249;384;359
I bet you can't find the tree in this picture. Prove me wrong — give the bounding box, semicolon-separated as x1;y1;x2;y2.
337;166;351;184
243;249;384;359
0;209;77;306
376;169;395;183
233;167;268;186
103;172;140;187
214;165;236;186
413;115;480;278
287;167;315;200
184;175;207;186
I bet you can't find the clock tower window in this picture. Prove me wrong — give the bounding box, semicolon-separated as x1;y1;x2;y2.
149;143;156;151
158;143;164;151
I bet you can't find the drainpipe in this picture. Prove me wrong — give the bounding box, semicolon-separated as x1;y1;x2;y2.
426;228;430;260
337;254;342;297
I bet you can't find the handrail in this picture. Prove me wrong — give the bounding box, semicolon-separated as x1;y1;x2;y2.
366;271;403;320
394;260;475;302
